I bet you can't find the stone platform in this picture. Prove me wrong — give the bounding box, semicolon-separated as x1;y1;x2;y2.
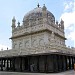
0;70;75;75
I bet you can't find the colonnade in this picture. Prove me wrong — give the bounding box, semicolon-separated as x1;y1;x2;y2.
0;54;75;73
52;55;74;72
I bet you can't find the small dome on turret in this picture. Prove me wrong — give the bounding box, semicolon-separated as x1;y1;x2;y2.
12;16;16;30
12;16;16;22
42;4;47;11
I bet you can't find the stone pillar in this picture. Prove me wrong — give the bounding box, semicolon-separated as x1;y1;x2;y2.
61;55;64;71
65;56;67;70
22;57;25;71
66;56;69;70
74;57;75;63
69;56;71;70
56;55;59;72
4;59;5;67
7;58;9;71
12;58;15;71
10;59;12;70
63;55;66;71
57;55;59;72
53;54;58;72
70;57;73;69
61;56;64;71
60;55;63;71
28;56;30;71
37;56;39;72
1;59;3;71
58;55;62;72
72;57;74;69
51;55;54;72
24;57;30;71
45;55;48;73
20;57;22;72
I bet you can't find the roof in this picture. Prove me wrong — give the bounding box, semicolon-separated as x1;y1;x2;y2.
23;5;55;23
0;44;75;58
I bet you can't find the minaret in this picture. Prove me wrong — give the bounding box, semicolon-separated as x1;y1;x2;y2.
60;19;64;30
11;16;16;31
56;21;59;27
42;4;47;17
42;4;47;23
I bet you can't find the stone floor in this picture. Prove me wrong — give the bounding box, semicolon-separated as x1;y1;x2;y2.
0;70;75;75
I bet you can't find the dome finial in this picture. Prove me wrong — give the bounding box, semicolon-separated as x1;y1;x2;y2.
17;21;20;27
42;4;47;11
12;16;16;21
12;16;16;30
37;3;40;8
44;4;45;6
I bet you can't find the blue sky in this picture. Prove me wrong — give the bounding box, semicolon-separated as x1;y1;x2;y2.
0;0;75;50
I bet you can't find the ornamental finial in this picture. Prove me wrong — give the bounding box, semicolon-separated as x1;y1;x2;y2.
44;4;45;6
42;4;47;11
17;21;20;27
37;3;40;8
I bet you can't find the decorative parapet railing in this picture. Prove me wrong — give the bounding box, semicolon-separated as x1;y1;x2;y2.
0;44;75;57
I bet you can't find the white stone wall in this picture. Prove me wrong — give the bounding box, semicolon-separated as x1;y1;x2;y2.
12;29;65;49
12;32;49;49
54;35;65;46
12;24;46;37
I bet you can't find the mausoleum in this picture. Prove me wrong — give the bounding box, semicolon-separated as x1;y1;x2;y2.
0;4;75;73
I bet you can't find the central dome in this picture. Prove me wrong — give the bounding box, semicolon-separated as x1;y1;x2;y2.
23;4;55;25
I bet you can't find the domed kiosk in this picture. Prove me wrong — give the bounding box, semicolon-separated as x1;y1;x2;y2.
0;4;75;73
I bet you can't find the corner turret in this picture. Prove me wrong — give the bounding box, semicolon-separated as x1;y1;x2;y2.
42;4;47;17
11;16;16;31
42;4;47;23
60;19;64;30
42;4;47;11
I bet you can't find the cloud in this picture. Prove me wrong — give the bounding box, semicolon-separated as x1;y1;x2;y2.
60;11;75;29
60;1;75;47
0;44;11;51
64;1;74;11
67;25;74;31
67;31;75;41
60;1;75;29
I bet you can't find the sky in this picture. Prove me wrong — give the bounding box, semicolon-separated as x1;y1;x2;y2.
0;0;75;50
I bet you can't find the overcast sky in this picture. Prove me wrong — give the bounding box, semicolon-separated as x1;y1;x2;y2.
0;0;75;50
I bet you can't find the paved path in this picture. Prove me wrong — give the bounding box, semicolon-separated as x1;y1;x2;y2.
0;70;75;75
